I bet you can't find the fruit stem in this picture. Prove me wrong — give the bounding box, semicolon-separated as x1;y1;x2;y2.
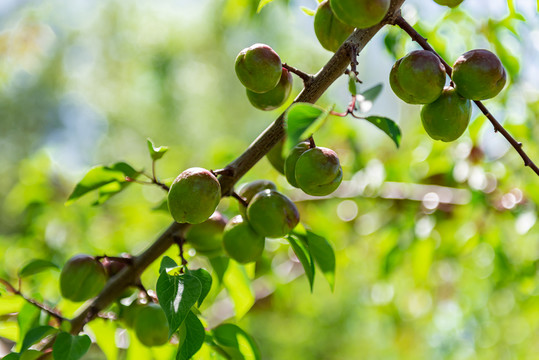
393;14;539;177
282;63;313;85
231;191;249;208
308;136;316;149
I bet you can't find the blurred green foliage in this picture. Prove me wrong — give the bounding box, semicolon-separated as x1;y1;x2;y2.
0;0;538;359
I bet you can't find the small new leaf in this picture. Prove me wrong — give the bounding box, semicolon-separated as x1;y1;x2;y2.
66;162;138;205
364;116;401;148
147;138;169;161
300;6;316;16
348;72;359;96
257;0;275;13
285;103;331;153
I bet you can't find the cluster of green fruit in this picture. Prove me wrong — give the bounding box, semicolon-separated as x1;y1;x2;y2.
235;43;293;111
390;49;506;142
313;0;390;52
166;168;300;263
223;180;299;263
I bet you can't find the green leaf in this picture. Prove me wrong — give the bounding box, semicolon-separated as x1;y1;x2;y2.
364;116;401;148
256;0;275;13
209;256;229;284
189;268;212;307
20;350;43;360
52;332;91;360
361;83;383;103
87;319;117;360
21;326;56;352
223;261;254;319
287;234;315;291
300;6;316;16
348;72;358;96
152;198;169;212
66;162;138;204
353;84;384;114
285;103;331;152
159;256;179;273
212;324;261;360
176;312;205;360
18;260;59;278
2;353;20;360
306;231;336;291
17;302;41;351
157;271;202;337
147;138;169;161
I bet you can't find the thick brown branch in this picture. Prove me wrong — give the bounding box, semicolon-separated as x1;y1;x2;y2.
393;15;539;176
68;0;407;335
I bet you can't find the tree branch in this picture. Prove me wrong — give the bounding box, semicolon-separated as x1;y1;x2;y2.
68;0;408;335
392;15;539;176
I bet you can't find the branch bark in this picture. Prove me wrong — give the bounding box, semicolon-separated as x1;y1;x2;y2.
69;0;407;334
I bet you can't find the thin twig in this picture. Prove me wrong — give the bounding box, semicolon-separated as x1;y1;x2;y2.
282;63;313;85
393;14;539;176
0;278;66;323
173;235;188;268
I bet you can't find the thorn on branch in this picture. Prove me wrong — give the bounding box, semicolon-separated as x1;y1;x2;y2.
282;63;313;85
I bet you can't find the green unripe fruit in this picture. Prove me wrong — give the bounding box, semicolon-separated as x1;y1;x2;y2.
60;255;107;302
247;190;300;238
235;44;282;93
121;300;145;329
329;0;390;29
168;167;221;224
421;87;471;142
266;138;286;174
284;142;310;188
295;147;343;196
452;49;506;100
246;68;293;111
433;0;464;8
238;180;277;217
389;50;446;104
134;303;169;347
185;212;227;255
223;215;265;264
314;1;355;52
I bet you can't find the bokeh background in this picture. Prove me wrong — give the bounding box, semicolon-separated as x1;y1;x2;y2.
0;0;538;359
